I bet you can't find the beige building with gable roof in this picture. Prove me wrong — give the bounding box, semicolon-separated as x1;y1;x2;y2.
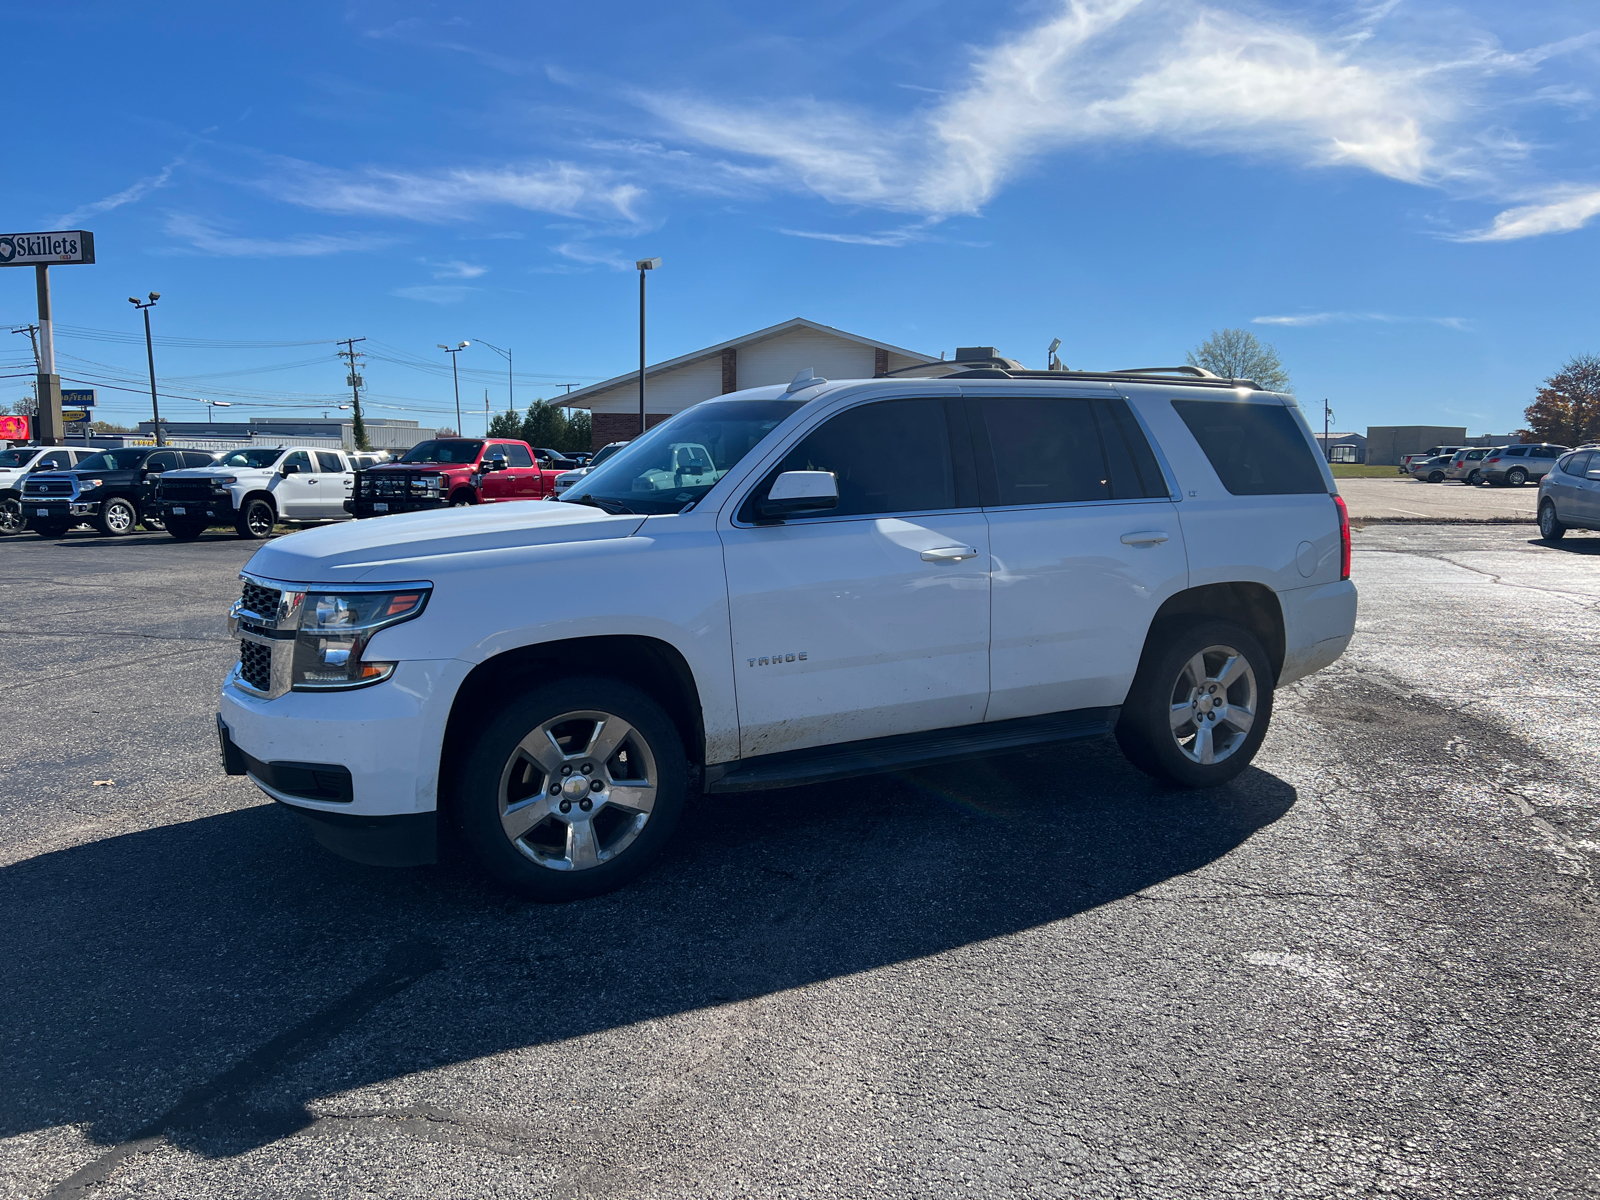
567;318;937;448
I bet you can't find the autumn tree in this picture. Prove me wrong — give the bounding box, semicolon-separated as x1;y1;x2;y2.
1524;354;1600;446
1187;329;1291;392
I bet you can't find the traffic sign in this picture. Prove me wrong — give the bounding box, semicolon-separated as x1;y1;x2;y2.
0;231;95;266
61;389;95;407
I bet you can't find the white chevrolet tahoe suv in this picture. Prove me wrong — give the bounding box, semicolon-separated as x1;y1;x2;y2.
156;446;355;540
218;366;1357;900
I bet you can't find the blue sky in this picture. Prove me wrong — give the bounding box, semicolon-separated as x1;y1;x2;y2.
1;0;1596;436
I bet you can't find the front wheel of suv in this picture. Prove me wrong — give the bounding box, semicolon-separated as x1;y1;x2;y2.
1539;501;1567;541
454;677;689;901
1506;467;1528;486
236;497;276;539
1115;619;1275;789
97;496;138;536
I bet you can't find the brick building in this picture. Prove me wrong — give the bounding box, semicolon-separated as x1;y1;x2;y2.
567;318;936;449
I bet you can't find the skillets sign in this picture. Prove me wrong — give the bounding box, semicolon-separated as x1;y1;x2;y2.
0;231;95;266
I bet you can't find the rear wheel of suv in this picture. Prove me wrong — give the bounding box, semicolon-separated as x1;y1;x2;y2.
167;518;206;541
1538;501;1567;541
236;497;276;539
455;677;688;901
1468;469;1484;486
1506;467;1528;486
1115;619;1275;789
97;496;138;536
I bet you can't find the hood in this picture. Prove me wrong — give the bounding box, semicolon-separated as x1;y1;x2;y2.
164;466;262;479
368;461;466;472
244;500;646;584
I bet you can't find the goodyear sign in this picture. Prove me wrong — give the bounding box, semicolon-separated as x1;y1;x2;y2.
0;231;95;266
62;389;95;408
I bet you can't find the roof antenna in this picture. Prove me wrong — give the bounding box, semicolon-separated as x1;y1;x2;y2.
786;367;828;393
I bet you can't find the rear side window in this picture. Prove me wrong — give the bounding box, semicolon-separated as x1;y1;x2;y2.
764;398;955;518
316;452;346;472
1505;447;1528;457
1171;400;1326;496
500;443;534;467
1562;451;1591;475
181;451;214;467
1532;445;1562;459
973;397;1168;506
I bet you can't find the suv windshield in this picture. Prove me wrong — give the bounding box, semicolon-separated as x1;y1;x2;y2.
564;399;803;515
75;450;150;471
0;450;41;468
401;440;483;465
217;448;286;469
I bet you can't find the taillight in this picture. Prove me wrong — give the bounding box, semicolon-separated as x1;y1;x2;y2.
1333;494;1351;581
1486;457;1500;463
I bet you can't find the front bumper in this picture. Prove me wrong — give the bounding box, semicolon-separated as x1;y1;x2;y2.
24;499;98;522
162;497;235;522
351;497;449;518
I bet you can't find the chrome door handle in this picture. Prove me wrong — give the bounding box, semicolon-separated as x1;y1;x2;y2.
921;546;978;562
1120;530;1169;545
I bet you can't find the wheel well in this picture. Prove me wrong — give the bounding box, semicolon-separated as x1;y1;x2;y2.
449;487;477;504
438;635;706;815
1148;583;1285;683
240;490;277;514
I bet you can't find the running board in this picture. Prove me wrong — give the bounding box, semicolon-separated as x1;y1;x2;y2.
703;707;1119;794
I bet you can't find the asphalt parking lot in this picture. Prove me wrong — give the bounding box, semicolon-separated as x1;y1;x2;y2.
2;521;1598;1199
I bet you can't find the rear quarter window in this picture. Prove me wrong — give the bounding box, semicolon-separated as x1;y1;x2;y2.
1171;400;1327;496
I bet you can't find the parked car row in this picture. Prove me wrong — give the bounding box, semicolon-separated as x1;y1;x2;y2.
4;438;584;541
1405;443;1570;486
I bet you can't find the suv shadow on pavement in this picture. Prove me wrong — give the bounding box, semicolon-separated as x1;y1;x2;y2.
1;738;1294;1167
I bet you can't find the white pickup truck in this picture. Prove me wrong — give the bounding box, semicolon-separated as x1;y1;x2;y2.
218;366;1357;900
156;446;355;540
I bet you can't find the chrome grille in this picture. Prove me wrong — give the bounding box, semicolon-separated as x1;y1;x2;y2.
240;580;281;622
239;639;273;692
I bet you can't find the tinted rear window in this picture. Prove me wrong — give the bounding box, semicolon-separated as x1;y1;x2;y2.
1171;400;1326;496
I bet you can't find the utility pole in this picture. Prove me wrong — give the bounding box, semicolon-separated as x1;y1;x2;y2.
1323;399;1333;459
484;388;490;436
438;342;469;435
129;294;163;446
477;340;514;418
338;337;369;450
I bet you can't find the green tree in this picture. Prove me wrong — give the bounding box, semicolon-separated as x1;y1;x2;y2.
487;408;522;439
563;409;592;453
1187;329;1291;391
519;399;568;450
1523;354;1600;445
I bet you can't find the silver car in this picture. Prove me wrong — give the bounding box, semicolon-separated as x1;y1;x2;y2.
1444;447;1492;485
1408;454;1455;483
552;439;629;496
1481;443;1569;487
1538;449;1600;539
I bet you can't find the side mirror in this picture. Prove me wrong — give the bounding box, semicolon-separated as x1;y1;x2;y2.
145;463;165;474
756;471;838;521
281;463;301;476
36;460;57;471
486;454;508;472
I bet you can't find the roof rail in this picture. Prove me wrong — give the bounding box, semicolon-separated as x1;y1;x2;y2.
1111;365;1218;379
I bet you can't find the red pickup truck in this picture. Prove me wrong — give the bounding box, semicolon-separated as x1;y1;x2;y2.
347;438;563;518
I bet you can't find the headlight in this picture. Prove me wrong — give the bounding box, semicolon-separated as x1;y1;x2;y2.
414;475;444;496
290;587;430;691
212;476;237;487
80;478;102;491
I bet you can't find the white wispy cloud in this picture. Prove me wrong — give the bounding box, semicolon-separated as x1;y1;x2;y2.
164;214;394;257
56;160;182;226
431;260;488;279
1456;188;1600;242
256;156;643;226
1254;312;1470;329
638;0;1600;240
552;242;634;270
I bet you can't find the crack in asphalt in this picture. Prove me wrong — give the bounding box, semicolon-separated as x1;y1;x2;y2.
43;941;445;1199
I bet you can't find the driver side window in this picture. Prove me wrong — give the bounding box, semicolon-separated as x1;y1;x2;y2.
283;451;313;473
501;443;534;467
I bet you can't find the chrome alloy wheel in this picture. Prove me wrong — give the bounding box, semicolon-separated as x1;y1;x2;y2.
0;498;20;535
103;499;135;533
1167;645;1258;766
497;710;658;872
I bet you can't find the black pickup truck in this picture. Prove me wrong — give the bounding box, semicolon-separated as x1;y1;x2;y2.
21;446;218;537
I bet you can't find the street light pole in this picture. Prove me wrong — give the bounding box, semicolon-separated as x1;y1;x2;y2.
477;340;515;431
129;293;163;446
437;341;469;435
635;258;660;436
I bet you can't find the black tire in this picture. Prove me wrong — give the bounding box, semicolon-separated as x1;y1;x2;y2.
1427;471;1445;483
167;518;206;541
1538;501;1567;541
448;489;477;507
1115;618;1275;789
1506;467;1528;487
96;496;139;536
236;497;276;539
0;497;21;536
454;676;689;901
1468;470;1484;486
33;520;69;539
